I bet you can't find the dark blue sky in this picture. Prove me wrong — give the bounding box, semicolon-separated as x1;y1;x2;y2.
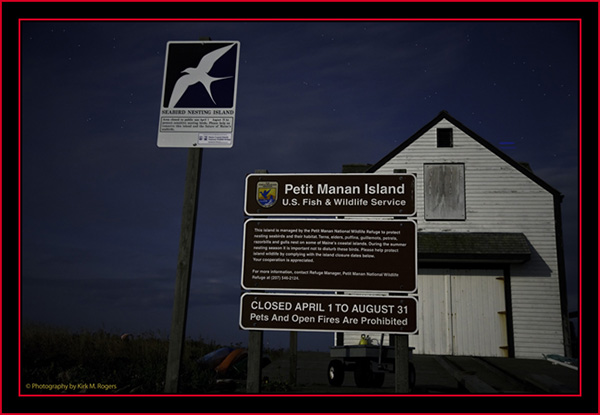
20;19;581;350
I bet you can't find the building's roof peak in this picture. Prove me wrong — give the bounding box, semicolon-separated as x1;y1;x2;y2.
367;111;561;197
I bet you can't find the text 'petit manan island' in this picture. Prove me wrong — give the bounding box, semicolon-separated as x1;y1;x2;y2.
284;182;408;207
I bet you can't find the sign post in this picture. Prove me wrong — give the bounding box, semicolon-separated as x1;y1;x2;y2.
161;37;240;393
246;330;263;394
164;148;202;393
394;334;410;393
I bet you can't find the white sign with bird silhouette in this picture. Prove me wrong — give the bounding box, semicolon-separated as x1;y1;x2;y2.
158;41;240;148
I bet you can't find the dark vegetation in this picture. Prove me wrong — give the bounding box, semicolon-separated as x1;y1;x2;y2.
21;323;282;394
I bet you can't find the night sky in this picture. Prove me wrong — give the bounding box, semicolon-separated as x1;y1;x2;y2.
19;18;582;351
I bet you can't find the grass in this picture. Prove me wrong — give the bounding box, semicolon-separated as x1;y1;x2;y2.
20;323;238;394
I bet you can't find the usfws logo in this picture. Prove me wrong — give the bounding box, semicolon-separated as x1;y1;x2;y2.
257;181;278;208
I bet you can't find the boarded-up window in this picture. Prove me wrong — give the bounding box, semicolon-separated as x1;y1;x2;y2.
424;164;465;220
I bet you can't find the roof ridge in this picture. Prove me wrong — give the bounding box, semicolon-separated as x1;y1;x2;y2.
367;111;561;197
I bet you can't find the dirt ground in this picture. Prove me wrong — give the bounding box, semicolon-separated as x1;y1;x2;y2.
260;350;579;395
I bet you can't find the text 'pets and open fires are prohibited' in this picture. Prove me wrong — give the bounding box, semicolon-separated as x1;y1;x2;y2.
240;293;418;334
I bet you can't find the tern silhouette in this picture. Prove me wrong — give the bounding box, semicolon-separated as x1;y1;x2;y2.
168;44;235;108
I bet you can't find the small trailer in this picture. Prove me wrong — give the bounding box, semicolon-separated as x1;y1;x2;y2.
327;336;416;388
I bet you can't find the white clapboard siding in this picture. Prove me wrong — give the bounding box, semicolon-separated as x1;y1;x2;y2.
372;116;565;358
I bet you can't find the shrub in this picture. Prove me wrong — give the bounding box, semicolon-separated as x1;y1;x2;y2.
21;323;226;394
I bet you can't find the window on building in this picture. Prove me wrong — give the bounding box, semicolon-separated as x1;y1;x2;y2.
424;163;465;220
437;128;453;147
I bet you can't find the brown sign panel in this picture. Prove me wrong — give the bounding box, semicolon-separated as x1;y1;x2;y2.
241;219;416;293
244;173;415;216
240;293;418;334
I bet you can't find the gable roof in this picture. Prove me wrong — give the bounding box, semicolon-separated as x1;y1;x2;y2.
367;110;562;198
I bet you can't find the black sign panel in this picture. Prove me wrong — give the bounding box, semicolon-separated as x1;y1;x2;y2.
240;293;418;334
241;219;417;293
244;174;415;216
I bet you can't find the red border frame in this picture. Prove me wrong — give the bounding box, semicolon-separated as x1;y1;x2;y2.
15;16;585;402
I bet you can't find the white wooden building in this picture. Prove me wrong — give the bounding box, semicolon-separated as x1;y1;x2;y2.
337;111;571;359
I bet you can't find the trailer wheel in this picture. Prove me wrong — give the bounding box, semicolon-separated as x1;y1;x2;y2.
371;371;385;388
354;359;380;387
327;360;345;386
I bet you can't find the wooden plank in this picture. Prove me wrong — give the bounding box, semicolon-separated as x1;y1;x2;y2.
433;356;497;394
394;334;410;393
164;148;203;393
246;330;263;393
289;331;298;386
423;164;465;220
